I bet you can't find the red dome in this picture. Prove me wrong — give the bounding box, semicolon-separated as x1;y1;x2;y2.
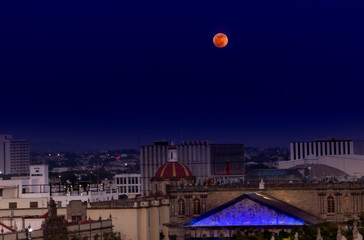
154;162;193;179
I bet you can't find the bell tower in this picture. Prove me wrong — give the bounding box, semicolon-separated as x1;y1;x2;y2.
168;144;178;162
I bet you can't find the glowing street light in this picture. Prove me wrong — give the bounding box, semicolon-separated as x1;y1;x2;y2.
25;225;32;240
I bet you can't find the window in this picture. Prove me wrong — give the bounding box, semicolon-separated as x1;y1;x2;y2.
9;202;17;209
193;198;201;215
135;186;138;193
57;201;62;208
72;215;82;222
178;198;185;215
30;202;38;208
135;178;138;184
327;196;335;213
0;189;3;197
116;178;120;184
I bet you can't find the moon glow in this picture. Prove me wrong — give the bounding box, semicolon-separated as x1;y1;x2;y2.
213;33;228;48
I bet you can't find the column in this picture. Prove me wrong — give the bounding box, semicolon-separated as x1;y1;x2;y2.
318;142;322;156
308;142;312;156
313;142;317;156
349;141;354;155
335;193;342;214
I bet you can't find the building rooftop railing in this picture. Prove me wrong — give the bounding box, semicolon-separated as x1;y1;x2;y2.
168;181;364;192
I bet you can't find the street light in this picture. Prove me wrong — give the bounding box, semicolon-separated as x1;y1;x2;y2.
25;225;32;240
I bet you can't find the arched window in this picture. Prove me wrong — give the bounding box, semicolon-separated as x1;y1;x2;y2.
327;195;335;213
193;198;201;215
178;198;185;215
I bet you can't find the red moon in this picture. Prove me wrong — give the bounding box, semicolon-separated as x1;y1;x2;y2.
213;33;228;48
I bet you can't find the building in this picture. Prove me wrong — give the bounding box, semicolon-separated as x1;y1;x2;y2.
114;173;142;198
0;199;113;240
182;192;323;239
0;134;30;175
140;141;244;196
0;165;119;210
87;198;170;240
150;145;196;196
289;138;364;161
87;145;364;240
279;138;364;177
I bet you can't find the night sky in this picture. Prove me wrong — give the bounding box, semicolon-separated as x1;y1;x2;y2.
1;1;364;150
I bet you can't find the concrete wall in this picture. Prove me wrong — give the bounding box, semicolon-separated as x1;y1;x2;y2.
0;207;67;218
0;197;48;210
87;199;170;240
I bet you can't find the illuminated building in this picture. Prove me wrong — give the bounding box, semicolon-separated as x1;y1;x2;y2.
183;192;322;238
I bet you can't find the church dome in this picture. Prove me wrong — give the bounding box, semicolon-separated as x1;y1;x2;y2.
153;161;194;179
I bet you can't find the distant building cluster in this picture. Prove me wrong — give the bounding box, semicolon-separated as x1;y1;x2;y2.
140;141;245;196
3;134;364;239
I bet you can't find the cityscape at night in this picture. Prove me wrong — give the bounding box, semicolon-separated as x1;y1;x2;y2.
1;0;364;239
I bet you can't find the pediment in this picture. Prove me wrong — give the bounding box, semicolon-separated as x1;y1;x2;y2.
189;197;305;227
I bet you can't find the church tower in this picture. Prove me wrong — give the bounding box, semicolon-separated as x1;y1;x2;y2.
151;144;195;196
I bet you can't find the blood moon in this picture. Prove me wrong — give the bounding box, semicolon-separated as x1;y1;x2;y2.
213;33;228;48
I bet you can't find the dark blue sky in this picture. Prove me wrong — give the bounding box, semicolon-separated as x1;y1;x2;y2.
1;1;364;150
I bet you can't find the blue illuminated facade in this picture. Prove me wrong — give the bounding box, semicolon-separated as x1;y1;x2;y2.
190;198;304;227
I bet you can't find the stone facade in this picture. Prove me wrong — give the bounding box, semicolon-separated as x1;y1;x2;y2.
166;182;364;239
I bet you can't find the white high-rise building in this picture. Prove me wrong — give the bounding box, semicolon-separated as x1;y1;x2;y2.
289;138;364;161
278;138;364;176
0;134;30;175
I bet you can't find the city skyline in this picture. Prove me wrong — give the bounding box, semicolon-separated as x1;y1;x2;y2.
1;1;364;150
